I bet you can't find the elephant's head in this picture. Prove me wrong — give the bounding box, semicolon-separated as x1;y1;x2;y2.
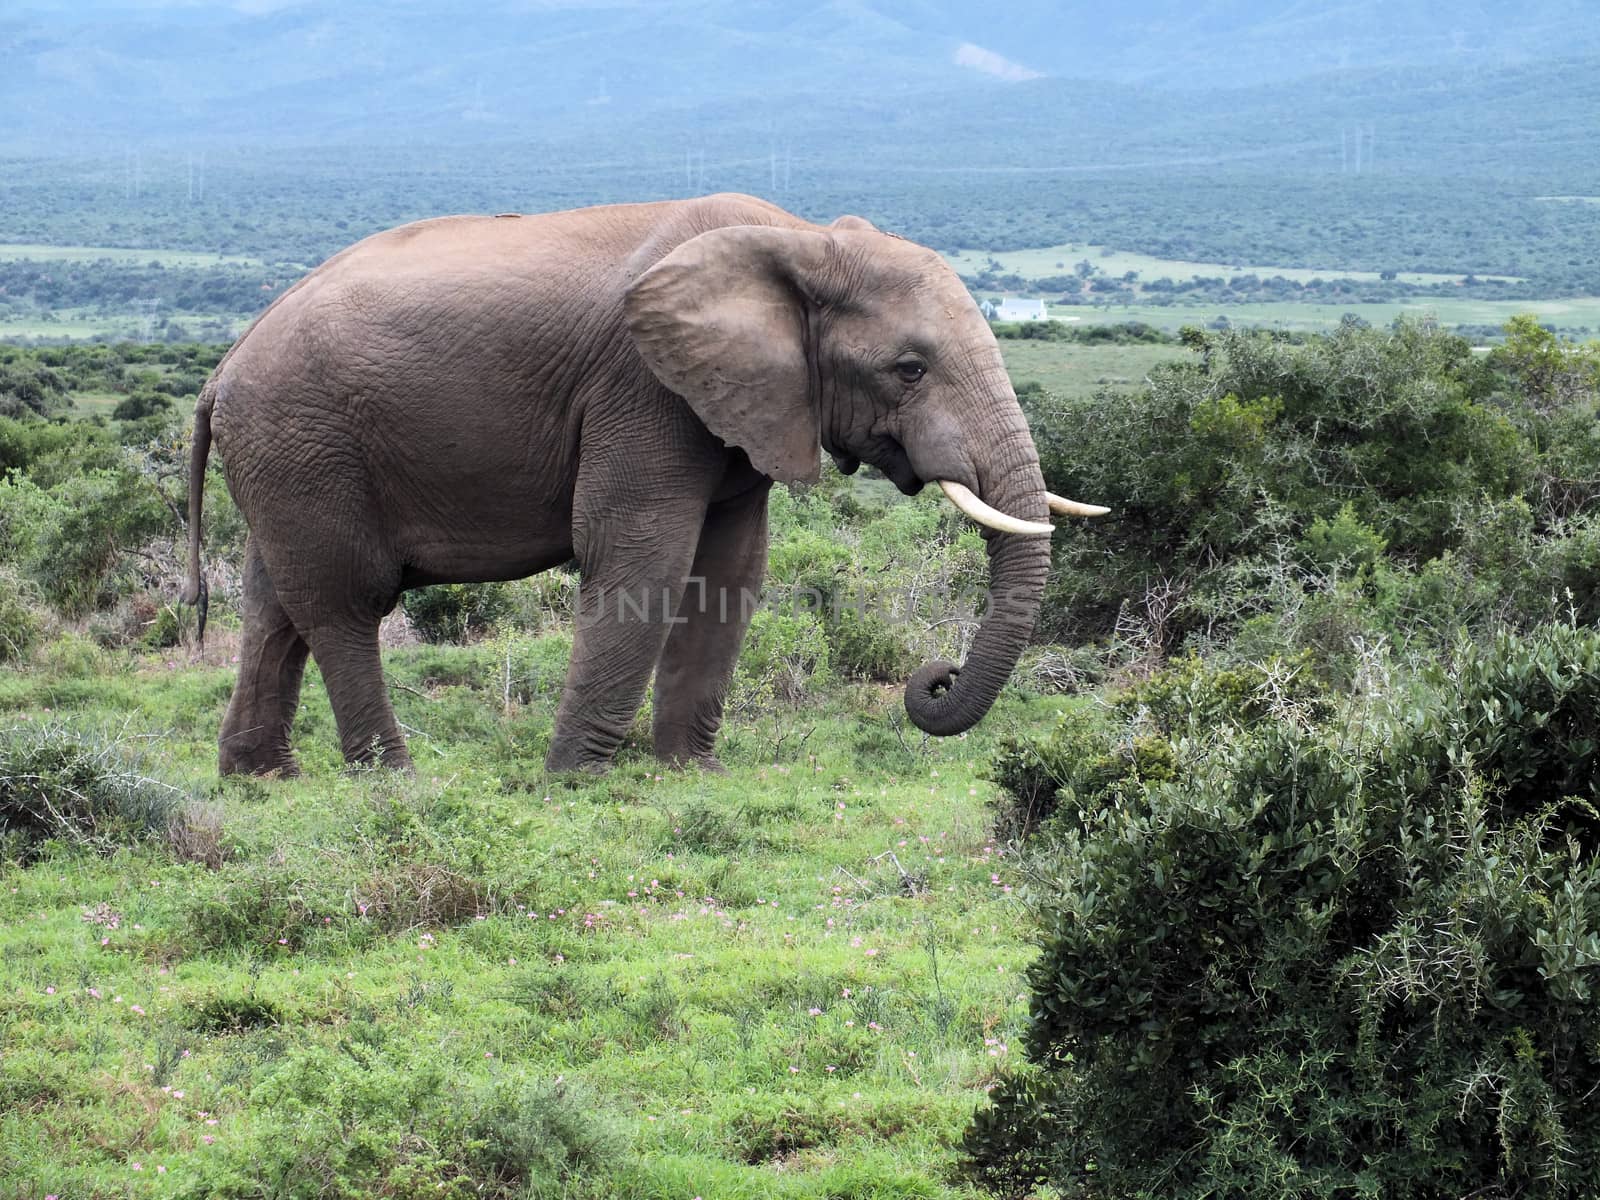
624;214;1104;736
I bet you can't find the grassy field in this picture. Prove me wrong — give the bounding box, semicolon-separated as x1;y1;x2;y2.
67;390;132;420
0;313;251;344
0;244;267;268
998;338;1184;401
1040;296;1600;335
0;625;1069;1198
0;314;152;341
946;243;1496;286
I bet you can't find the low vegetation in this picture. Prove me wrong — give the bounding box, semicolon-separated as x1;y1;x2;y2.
970;627;1600;1199
4;317;1600;1196
0;638;1050;1198
967;316;1600;1198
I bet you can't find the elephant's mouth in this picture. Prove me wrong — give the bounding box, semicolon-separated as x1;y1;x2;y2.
827;435;923;495
871;438;924;495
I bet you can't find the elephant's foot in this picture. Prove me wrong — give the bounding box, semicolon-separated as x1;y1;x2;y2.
659;749;728;774
544;755;614;777
652;719;727;774
342;754;415;776
219;741;302;779
341;735;414;775
544;734;616;776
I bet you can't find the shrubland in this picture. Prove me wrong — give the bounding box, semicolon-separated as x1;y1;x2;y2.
1030;315;1600;673
968;316;1600;1198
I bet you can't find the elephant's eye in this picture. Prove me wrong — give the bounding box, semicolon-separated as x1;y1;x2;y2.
895;360;926;384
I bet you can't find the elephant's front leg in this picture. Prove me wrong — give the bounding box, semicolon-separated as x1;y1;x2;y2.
652;482;771;770
546;500;708;774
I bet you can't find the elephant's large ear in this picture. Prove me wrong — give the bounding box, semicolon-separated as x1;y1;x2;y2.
625;224;831;485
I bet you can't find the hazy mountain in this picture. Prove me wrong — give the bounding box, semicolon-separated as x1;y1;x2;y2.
3;0;1597;149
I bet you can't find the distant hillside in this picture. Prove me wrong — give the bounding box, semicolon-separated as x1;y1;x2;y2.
4;0;1599;148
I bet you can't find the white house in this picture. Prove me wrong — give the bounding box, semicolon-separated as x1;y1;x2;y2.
992;298;1051;322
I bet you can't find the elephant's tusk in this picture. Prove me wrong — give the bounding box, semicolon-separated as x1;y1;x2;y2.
937;481;1055;536
1047;492;1111;518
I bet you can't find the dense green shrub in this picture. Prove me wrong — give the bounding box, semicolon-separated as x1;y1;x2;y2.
0;359;69;417
109;389;174;421
0;565;45;662
826;606;913;681
989;654;1325;838
968;625;1600;1198
1031;319;1596;655
0;415;114;476
458;1076;627;1193
0;723;186;859
403;581;515;643
735;608;832;707
23;468;172;615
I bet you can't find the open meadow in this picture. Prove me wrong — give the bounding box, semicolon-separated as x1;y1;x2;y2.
1042;294;1600;335
0;314;250;346
0;246;268;269
1;624;1062;1199
996;338;1182;402
946;243;1488;287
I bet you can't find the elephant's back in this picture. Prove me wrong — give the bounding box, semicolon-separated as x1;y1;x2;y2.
206;212;632;545
207;192;807;472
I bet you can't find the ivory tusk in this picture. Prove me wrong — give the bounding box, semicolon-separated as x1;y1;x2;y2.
1047;492;1111;517
937;481;1055;536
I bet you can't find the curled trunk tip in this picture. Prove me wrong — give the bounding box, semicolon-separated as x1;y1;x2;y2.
904;659;968;736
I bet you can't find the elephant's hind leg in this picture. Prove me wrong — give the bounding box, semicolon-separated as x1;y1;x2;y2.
219;539;311;777
306;619;413;771
248;519;411;773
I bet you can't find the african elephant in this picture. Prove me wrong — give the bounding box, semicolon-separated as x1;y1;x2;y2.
183;193;1103;777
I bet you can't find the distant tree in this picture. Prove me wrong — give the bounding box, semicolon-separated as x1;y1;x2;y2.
111;392;174;422
0;361;69;417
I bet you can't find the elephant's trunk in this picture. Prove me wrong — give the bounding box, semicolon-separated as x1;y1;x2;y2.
904;417;1052;736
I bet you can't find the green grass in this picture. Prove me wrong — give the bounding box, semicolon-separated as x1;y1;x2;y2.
0;312;251;343
998;339;1184;401
0;314;149;340
67;391;130;419
0;244;268;268
1039;296;1600;335
948;243;1497;286
0;633;1073;1198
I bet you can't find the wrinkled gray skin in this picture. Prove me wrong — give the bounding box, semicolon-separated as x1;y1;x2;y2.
185;194;1052;777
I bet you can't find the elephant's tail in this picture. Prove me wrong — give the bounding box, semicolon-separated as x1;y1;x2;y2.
183;384;214;649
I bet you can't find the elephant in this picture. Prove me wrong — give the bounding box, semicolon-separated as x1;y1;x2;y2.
183;192;1104;777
